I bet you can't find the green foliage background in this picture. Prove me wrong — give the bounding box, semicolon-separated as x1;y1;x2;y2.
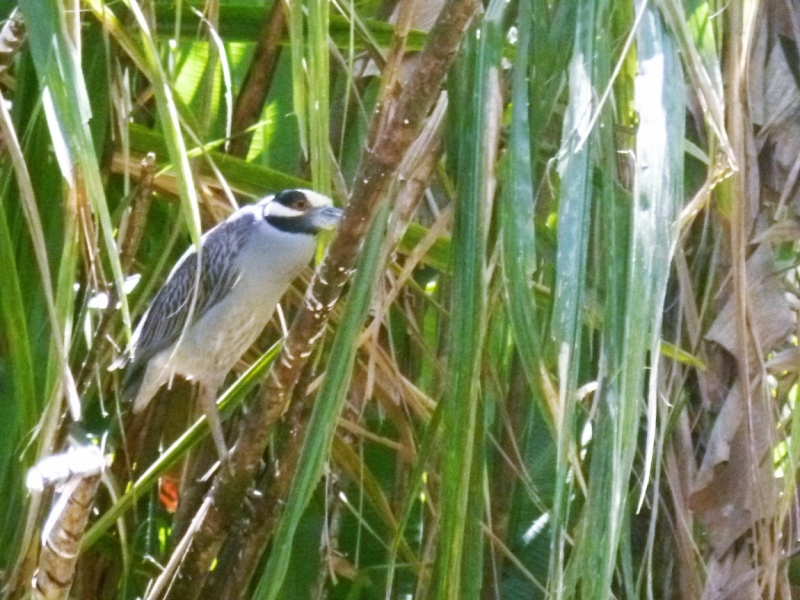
0;0;797;599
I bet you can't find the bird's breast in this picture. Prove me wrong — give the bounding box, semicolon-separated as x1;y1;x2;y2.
239;227;318;283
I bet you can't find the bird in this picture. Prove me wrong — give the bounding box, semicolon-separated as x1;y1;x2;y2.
120;189;343;459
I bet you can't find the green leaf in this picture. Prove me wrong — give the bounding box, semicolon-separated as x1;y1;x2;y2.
434;2;505;594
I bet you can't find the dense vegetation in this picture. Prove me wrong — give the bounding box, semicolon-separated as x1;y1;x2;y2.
1;0;799;598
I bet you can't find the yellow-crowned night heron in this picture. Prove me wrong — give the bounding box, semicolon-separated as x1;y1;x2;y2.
121;189;342;458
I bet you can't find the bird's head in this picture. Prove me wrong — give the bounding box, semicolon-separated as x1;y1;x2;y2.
261;189;343;235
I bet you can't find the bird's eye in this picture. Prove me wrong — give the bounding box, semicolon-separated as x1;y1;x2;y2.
293;198;310;211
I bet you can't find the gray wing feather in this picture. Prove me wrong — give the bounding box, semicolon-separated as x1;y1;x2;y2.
127;215;255;371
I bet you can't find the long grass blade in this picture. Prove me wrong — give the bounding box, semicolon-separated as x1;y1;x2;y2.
286;0;308;158
123;0;202;248
500;0;541;414
307;0;331;195
434;1;504;595
19;0;131;344
252;202;388;600
633;0;684;509
548;0;600;593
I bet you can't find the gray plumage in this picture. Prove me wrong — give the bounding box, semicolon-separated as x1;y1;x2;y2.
121;189;342;457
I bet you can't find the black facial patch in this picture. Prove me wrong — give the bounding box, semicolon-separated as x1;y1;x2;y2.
266;211;322;235
273;189;309;209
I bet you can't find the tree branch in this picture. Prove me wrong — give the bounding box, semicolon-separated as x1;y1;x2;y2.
200;104;446;598
225;0;286;158
164;1;479;596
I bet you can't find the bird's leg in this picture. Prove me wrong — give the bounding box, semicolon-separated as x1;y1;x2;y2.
198;384;228;460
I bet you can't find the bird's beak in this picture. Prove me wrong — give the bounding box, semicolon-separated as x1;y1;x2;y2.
310;206;344;231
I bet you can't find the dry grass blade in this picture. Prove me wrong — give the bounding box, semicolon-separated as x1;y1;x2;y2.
31;474;102;600
29;448;105;600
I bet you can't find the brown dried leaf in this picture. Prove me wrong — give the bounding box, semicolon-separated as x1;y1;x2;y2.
765;346;800;373
706;245;793;357
703;546;760;600
690;381;778;555
751;218;800;245
751;0;800;211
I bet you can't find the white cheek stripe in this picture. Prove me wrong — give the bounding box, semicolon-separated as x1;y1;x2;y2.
260;189;334;219
299;189;334;208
